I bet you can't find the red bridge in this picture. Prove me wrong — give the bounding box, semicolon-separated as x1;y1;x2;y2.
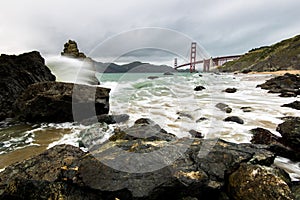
174;42;242;72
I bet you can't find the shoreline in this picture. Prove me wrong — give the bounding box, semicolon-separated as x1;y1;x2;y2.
247;70;300;75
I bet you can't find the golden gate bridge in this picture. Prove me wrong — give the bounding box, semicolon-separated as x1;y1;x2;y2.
174;42;241;72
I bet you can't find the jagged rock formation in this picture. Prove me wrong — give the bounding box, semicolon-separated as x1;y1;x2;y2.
0;51;56;120
14;81;110;123
61;40;87;59
257;73;300;97
1;118;295;199
220;34;300;73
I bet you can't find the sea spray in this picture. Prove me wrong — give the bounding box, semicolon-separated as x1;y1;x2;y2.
46;55;98;85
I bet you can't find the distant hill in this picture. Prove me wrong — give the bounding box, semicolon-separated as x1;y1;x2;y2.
60;40;175;73
95;61;176;73
219;34;300;73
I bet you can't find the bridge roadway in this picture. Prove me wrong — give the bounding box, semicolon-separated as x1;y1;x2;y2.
174;54;241;69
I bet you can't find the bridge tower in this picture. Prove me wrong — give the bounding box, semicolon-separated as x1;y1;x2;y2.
190;42;196;73
174;58;177;68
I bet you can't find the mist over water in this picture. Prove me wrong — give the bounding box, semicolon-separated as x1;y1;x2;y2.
46;56;98;85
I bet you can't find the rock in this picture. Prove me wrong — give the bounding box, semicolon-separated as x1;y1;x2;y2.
80;114;129;125
14;82;110;123
250;126;300;161
0;119;277;200
194;86;206;91
224;116;244;124
61;40;87;59
215;103;232;113
282;101;300;110
147;76;159;79
291;182;300;200
109;118;176;142
277;117;300;151
250;128;279;145
177;112;193;120
228;163;294;200
0;51;56;120
257;73;300;97
196;117;208;123
240;106;253;112
223;88;237;93
189;130;203;138
163;72;174;75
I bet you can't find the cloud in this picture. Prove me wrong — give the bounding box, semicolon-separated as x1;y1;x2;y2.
0;0;300;65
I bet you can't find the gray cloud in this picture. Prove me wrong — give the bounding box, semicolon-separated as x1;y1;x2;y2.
0;0;300;65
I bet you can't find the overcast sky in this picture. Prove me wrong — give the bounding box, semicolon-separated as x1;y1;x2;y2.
1;0;300;65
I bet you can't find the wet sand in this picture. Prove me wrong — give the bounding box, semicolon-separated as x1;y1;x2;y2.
249;70;300;75
0;128;71;169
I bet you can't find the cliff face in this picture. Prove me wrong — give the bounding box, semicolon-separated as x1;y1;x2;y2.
0;51;56;120
219;34;300;72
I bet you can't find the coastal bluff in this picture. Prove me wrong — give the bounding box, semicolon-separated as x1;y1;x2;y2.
219;34;300;73
0;51;56;120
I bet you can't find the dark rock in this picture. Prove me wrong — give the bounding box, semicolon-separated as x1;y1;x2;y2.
224;116;244;124
61;40;87;59
228;163;294;200
241;69;252;74
0;51;56;120
80;114;129;125
215;103;232;113
291;182;300;200
277;117;300;151
109;118;176;142
240;106;253;112
223;88;237;93
196;117;208;123
282;101;300;110
257;73;300;97
250;126;300;161
147;76;159;80
163;72;174;75
14;82;110;123
250;128;279;145
189;130;203;138
0;120;277;200
177;112;193;120
194;86;206;91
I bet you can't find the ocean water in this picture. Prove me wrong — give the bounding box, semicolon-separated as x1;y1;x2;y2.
1;71;300;180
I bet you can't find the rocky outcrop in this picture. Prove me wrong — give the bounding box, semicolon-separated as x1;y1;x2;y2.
257;73;300;97
250;117;300;161
14;81;110;123
0;118;282;200
228;163;294;200
277;117;300;152
0;51;56;120
61;40;87;59
282;100;300;110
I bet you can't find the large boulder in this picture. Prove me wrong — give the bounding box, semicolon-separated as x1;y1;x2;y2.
228;163;294;200
14;81;110;123
0;119;277;199
277;117;300;152
250;126;300;161
257;73;300;97
0;51;56;120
